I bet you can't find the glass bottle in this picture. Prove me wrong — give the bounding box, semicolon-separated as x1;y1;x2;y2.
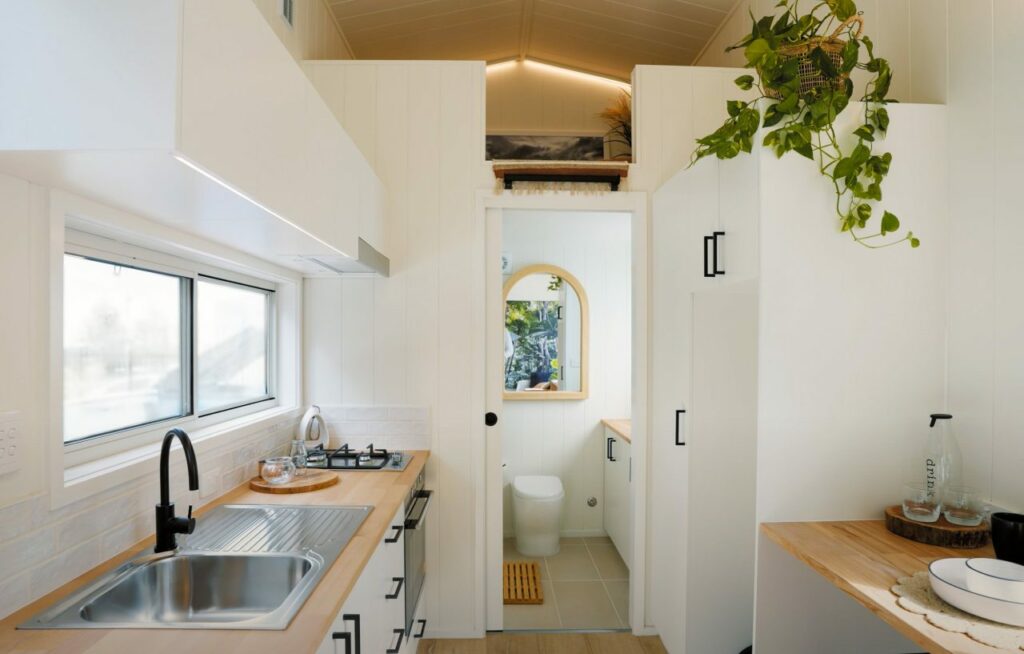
290;439;308;476
903;413;963;523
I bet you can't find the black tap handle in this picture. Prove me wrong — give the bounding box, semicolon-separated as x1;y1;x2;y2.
186;505;196;533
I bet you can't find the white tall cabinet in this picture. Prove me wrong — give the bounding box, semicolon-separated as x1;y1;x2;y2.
648;103;949;654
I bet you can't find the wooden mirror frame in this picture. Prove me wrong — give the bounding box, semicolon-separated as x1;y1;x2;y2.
502;264;589;401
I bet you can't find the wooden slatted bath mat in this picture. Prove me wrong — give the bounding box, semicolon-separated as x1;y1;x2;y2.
503;560;544;605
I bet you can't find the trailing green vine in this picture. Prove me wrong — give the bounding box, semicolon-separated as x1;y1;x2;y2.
691;0;918;249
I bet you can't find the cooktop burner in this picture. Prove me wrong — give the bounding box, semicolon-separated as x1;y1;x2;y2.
307;444;412;471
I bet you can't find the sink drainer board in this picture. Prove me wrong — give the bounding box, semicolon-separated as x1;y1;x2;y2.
504;561;544;605
19;504;372;630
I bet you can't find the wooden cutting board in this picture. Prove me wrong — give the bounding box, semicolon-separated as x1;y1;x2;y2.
249;469;339;494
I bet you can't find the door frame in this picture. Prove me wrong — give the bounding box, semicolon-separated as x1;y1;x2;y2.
476;190;650;634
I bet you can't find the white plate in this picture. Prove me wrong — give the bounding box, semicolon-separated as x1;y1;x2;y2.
929;558;1024;627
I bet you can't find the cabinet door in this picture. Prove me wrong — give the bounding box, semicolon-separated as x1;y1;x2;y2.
380;503;407;654
603;430;630;563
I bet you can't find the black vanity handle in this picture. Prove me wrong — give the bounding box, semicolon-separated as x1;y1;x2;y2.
385;525;403;543
415;619;427;638
606;437;616;462
703;231;726;277
386;576;405;600
386;628;405;654
675;409;687;446
342;614;361;654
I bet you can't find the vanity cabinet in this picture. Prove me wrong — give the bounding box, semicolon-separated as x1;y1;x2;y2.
603;427;632;568
317;504;409;654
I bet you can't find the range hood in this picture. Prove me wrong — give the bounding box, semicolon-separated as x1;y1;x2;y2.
302;239;390;277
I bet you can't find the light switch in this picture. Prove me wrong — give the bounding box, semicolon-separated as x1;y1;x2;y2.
0;410;23;476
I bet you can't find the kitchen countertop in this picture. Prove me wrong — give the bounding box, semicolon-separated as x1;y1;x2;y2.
601;418;631;444
0;451;429;654
762;520;1004;654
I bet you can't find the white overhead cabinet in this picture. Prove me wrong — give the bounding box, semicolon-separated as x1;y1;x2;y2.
0;0;385;274
649;103;948;654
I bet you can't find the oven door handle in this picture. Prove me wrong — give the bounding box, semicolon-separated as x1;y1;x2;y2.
404;490;433;530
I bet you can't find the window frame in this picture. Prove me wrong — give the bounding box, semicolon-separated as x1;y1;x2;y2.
62;230;279;467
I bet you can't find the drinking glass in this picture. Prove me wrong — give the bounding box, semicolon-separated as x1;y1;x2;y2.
290;439;308;476
903;482;941;523
943;485;985;527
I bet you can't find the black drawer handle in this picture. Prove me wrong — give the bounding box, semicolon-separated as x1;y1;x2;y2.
331;632;351;654
385;525;403;543
385;576;405;600
415;619;427;638
606;436;616;462
386;628;405;654
704;231;726;277
342;614;361;654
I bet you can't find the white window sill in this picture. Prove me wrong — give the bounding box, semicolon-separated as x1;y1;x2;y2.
52;406;298;509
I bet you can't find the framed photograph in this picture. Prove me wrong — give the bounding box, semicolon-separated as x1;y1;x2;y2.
486;134;605;161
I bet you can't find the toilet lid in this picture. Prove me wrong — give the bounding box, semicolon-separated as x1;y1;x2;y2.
513;475;564;499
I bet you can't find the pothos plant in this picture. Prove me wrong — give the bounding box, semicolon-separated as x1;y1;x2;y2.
692;0;918;249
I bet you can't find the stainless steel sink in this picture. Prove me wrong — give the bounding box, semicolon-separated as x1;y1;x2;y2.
20;504;371;630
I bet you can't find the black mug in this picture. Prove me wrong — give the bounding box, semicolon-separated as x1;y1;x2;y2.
991;512;1024;566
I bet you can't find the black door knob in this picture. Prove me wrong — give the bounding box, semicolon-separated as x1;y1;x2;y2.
485;412;498;426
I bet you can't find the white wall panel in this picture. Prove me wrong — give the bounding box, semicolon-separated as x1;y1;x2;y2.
304;60;492;637
252;0;352;62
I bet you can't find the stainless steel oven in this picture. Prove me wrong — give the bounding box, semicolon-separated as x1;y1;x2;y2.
404;470;431;635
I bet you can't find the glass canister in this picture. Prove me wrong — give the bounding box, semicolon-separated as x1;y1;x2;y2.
290;439;308;476
260;456;296;485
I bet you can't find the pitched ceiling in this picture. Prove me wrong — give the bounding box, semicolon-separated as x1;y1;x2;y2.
326;0;739;80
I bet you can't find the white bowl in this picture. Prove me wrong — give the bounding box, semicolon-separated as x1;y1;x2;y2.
929;558;1024;627
966;558;1024;603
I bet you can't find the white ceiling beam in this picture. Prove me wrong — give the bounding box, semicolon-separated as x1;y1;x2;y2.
518;0;535;60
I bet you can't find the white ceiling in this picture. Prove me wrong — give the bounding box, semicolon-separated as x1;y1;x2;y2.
326;0;739;80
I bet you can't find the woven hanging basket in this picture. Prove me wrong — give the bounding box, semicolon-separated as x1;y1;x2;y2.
763;15;864;99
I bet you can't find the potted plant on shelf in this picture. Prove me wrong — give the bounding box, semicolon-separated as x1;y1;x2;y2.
692;0;918;249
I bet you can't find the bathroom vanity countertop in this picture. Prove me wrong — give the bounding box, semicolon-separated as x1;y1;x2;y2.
762;520;1003;654
0;451;430;654
601;418;631;443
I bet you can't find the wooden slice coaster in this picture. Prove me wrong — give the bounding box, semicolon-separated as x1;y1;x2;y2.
249;469;339;494
884;505;990;549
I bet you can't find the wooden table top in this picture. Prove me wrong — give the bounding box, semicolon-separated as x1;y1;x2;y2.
601;418;631;444
762;520;1008;654
0;451;429;654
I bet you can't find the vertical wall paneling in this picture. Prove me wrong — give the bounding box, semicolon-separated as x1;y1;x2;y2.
251;0;352;63
303;60;491;637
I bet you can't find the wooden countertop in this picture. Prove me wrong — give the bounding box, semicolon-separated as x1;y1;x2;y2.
601;419;631;444
762;520;1006;654
0;451;429;654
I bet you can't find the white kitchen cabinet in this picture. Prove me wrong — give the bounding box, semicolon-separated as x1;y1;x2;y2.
602;428;632;568
317;503;409;654
0;0;386;275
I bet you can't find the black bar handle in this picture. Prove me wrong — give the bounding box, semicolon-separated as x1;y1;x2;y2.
386;628;405;654
342;614;361;654
386;576;405;600
606;437;616;462
675;409;687;446
415;619;427;638
331;632;352;654
703;235;714;277
385;525;403;544
712;231;725;276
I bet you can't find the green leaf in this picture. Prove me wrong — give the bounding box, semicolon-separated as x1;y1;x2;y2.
856;203;872;221
833;157;858;179
861;35;876;60
880;211;900;235
727;100;745;117
853;124;875;142
794;142;814;159
874;107;890;132
734;74;755;90
841;39;860;73
910;236;921;248
809;46;838;79
826;0;857;20
744;38;771;65
762;105;785;128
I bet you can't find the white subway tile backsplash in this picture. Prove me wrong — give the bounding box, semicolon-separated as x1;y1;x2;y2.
0;527;56;580
0;573;29;621
317;405;432;451
29;538;103;599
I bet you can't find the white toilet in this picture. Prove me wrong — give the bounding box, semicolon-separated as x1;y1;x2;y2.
512;475;565;557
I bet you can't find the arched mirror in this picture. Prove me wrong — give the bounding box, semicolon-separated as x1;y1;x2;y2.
503;264;588;400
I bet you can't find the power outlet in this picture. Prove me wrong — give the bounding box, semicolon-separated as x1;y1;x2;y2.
0;410;23;476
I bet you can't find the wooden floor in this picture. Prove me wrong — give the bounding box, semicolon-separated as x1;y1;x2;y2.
417;633;668;654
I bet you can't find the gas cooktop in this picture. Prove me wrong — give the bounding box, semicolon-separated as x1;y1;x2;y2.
306;444;412;471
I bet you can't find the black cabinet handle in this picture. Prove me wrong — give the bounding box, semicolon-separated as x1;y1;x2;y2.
606;437;616;462
386;576;405;600
331;632;352;654
386;628;405;654
385;525;403;543
703;231;726;277
342;614;361;654
675;409;687;446
415;619;427;638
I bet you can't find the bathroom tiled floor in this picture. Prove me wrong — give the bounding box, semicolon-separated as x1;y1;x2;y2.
503;537;629;631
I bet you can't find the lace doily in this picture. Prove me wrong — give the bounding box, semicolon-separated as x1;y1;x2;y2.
892;571;1024;650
